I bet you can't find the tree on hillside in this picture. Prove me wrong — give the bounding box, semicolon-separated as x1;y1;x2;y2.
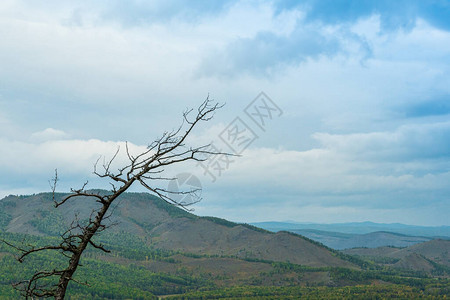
1;98;229;299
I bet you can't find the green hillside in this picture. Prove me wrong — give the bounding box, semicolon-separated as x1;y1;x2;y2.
1;192;449;298
343;239;450;275
0;192;355;268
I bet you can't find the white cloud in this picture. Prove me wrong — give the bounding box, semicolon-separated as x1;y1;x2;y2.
0;137;147;175
30;128;68;142
313;121;450;161
1;1;450;225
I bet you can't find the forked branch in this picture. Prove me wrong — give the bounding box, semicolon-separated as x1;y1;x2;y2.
3;96;233;299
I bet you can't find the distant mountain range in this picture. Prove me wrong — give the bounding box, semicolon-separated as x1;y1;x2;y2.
251;221;450;250
1;192;449;298
251;221;450;237
284;229;434;250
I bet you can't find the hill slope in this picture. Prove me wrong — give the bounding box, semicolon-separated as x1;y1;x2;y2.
290;229;432;250
252;221;450;238
1;193;449;298
343;239;450;273
0;192;354;268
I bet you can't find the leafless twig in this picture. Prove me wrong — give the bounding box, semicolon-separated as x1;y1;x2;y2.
2;97;233;299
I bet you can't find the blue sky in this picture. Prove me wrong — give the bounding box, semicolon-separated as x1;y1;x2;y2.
0;0;449;225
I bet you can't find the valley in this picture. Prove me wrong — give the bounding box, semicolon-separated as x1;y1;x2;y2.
0;192;449;298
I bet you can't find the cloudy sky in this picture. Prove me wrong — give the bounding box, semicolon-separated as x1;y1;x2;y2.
1;0;449;225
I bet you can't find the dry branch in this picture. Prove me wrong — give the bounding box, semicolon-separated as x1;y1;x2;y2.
2;97;233;299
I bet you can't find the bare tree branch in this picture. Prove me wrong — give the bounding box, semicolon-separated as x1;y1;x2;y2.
2;96;235;299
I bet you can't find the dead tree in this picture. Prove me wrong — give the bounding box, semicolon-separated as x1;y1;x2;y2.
2;98;229;299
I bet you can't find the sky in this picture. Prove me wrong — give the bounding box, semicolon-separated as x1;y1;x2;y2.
0;0;449;226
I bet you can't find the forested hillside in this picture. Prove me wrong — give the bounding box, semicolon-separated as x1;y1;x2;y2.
0;193;449;298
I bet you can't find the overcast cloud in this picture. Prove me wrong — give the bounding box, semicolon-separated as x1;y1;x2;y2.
0;0;449;225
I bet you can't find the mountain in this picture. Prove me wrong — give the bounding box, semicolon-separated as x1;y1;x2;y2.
344;239;450;267
1;192;449;298
284;229;432;250
251;221;450;237
0;192;353;268
251;221;450;250
342;239;450;273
